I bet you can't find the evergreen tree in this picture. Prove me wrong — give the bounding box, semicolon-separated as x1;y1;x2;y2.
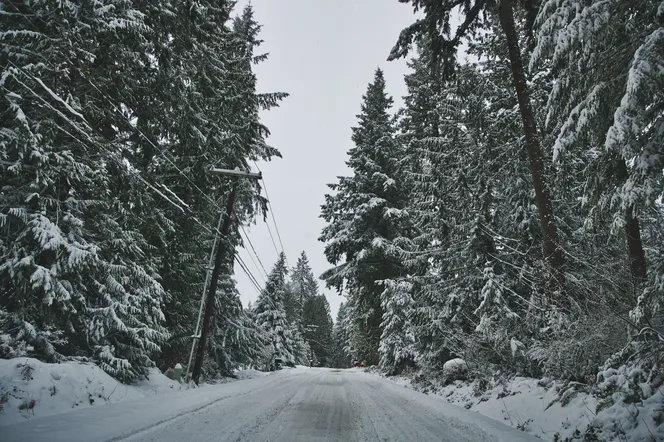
0;1;283;382
137;3;285;371
254;253;295;369
391;0;566;285
289;324;312;366
532;0;664;314
379;280;415;374
283;251;318;326
205;264;265;377
390;30;552;375
320;69;412;365
302;295;334;366
0;0;168;381
279;252;328;365
329;302;352;368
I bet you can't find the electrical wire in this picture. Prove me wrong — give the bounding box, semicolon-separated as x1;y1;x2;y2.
6;61;272;301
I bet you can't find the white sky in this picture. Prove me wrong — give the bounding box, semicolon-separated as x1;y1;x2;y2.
233;0;416;319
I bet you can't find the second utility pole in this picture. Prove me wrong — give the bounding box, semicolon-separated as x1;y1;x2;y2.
190;168;262;385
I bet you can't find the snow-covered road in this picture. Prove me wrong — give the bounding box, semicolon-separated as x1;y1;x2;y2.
3;368;538;441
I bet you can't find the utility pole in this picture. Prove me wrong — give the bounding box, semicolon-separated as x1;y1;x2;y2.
189;168;262;385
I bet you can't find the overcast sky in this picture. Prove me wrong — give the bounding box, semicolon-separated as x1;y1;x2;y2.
233;0;416;319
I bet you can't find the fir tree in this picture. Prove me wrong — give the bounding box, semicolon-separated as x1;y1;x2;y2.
391;0;566;284
329;302;352;368
302;294;334;366
283;251;318;327
0;1;282;383
532;0;663;309
254;253;296;369
206;263;264;377
0;0;168;380
320;69;411;365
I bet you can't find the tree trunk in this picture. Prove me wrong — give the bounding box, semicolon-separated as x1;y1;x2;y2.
497;0;565;280
625;206;647;282
616;159;647;282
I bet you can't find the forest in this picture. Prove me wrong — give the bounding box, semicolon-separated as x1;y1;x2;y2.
2;1;664;438
0;0;338;379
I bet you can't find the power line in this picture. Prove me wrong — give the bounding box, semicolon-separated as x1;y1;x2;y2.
9;56;278;383
253;162;287;264
234;253;263;295
238;246;267;285
236;220;270;279
8;60;274;316
5;62;223;230
2;67;205;226
83;72;274;284
264;216;282;258
64;65;273;289
83;75;225;211
87;73;273;297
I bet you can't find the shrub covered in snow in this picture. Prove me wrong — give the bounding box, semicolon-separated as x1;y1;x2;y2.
443;358;469;381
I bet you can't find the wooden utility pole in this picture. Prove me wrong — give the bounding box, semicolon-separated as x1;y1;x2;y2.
190;168;262;385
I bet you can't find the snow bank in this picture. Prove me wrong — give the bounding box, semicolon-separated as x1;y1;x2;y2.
0;358;283;426
380;373;664;441
0;357;182;426
233;368;271;380
442;377;598;440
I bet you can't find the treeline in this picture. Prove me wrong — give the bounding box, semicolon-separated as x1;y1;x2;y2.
321;0;664;393
252;252;335;371
0;0;296;381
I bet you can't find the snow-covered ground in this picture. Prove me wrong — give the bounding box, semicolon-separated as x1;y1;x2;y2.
4;358;659;441
2;365;539;442
0;357;269;427
0;358;183;426
379;371;664;442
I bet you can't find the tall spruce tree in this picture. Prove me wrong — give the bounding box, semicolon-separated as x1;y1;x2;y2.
254;253;295;368
284;251;318;326
391;0;566;286
532;0;664;314
302;294;334;366
320;69;411;365
206;262;265;377
0;0;168;380
329;302;352;368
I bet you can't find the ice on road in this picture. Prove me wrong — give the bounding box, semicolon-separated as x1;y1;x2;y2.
3;368;538;442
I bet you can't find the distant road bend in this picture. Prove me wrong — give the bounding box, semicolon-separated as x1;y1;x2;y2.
4;368;538;442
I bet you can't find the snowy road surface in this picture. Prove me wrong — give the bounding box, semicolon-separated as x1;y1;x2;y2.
3;368;538;442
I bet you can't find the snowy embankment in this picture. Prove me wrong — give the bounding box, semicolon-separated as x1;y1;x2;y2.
378;370;664;442
0;357;267;427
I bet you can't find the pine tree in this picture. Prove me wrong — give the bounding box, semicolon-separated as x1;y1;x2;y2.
329;302;352;368
392;32;549;373
289;324;312;366
139;3;285;370
283;251;318;326
0;0;168;380
254;253;295;369
532;0;663;305
391;0;565;285
379;280;415;374
320;69;411;365
205;263;264;377
302;295;334;366
0;1;283;382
